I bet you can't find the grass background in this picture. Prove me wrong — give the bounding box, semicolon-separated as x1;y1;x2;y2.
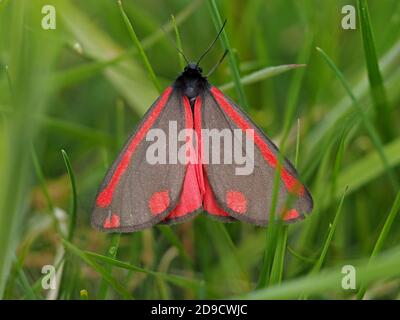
0;0;400;299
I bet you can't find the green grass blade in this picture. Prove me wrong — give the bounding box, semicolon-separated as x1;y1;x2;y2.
4;65;14;104
62;239;133;299
158;225;193;268
0;109;113;146
56;0;157;114
171;14;185;70
31;145;63;235
219;64;306;91
31;146;54;212
86;251;203;292
316;47;398;191
53;55;129;90
304;39;400;166
256;164;282;288
269;116;303;285
42;116;113;146
268;226;288;285
319;136;400;210
237;245;400;299
357;190;400;299
97;101;125;300
140;0;204;49
357;0;391;139
312;187;347;274
118;0;161;93
207;0;248;108
97;234;121;300
58;150;79;299
61;150;78;242
281;34;313;145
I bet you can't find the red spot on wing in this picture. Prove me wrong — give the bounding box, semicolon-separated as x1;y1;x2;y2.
226;190;247;213
96;87;173;208
210;87;304;196
149;191;170;215
282;208;300;221
103;213;120;229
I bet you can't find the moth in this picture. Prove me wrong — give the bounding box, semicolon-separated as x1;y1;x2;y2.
92;23;313;232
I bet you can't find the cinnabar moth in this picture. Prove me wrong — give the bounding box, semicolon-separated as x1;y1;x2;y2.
91;23;313;232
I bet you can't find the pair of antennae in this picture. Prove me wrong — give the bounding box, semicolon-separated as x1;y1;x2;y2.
166;19;228;68
196;19;227;66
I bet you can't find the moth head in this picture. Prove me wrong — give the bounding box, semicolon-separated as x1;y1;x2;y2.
184;63;203;74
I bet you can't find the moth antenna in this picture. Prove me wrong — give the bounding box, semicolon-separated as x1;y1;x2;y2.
206;49;229;77
196;19;227;66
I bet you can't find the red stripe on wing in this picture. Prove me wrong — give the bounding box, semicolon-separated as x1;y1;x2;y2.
210;87;304;196
96;87;174;208
195;95;230;217
163;96;202;220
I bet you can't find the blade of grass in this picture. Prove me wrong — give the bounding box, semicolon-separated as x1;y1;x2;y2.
0;0;61;297
86;251;203;292
206;221;250;294
56;0;157;114
237;244;400;299
357;190;400;299
4;254;40;300
287;246;317;264
30;145;64;236
219;64;306;91
357;0;392;139
0;108;113;146
295;119;301;167
118;0;161;93
58;150;78;299
318;136;400;211
281;33;313;145
157;225;193;268
97;234;121;300
140;0;204;49
258;33;312;288
42;116;113;146
316;47;398;191
62;239;133;299
312;187;347;275
171;14;185;70
331;129;348;198
31;146;54;212
303;39;400;168
269;115;305;286
256;162;282;288
208;0;248;108
61;150;77;242
53;55;131;90
212;222;250;285
97;100;125;300
4;65;14;105
268;226;288;285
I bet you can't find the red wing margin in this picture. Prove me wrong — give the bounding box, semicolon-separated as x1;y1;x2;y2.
92;87;201;232
200;87;313;225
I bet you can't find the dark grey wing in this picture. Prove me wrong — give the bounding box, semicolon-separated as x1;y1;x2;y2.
199;87;313;225
91;87;190;232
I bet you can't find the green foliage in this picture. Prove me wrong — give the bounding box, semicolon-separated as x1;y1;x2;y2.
0;0;399;300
